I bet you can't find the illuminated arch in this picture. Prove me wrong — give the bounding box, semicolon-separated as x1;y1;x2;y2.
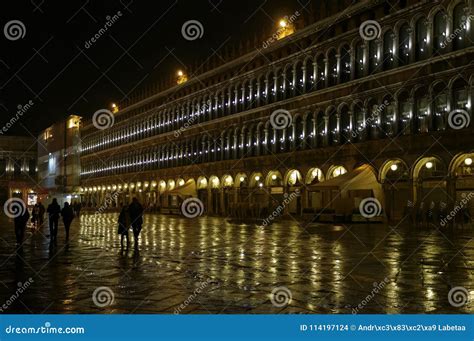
306;167;325;184
379;158;410;182
327;165;347;179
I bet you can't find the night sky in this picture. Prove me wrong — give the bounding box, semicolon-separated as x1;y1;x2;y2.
0;0;309;137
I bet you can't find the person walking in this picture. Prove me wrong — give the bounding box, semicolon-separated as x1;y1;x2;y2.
31;204;39;229
128;198;144;248
61;202;74;240
47;199;61;244
117;204;130;248
14;205;30;246
38;201;45;228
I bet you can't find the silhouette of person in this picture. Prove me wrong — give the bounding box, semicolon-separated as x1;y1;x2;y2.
61;202;74;240
128;198;144;247
14;206;30;246
118;204;130;248
38;201;45;227
47;199;61;244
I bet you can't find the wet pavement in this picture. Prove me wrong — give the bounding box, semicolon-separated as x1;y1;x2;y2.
0;213;473;314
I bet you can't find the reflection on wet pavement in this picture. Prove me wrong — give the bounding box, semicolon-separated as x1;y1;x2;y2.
0;213;473;313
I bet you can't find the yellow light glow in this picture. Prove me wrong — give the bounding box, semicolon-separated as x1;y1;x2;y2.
279;19;287;28
239;176;245;182
465;158;472;166
255;175;260;181
390;164;398;171
177;70;188;85
111;103;119;113
425;161;433;169
271;174;277;180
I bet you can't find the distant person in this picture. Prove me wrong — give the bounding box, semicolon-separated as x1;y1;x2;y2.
117;204;130;248
14;205;30;246
47;199;61;244
128;198;144;247
31;204;39;229
61;202;74;240
38;201;45;227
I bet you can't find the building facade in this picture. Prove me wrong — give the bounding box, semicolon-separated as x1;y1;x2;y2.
0;136;38;206
79;0;474;222
37;115;82;206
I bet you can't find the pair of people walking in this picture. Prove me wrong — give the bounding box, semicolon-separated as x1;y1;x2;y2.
47;199;75;244
118;198;144;248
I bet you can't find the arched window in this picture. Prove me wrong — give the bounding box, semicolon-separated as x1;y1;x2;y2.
340;44;351;83
368;40;379;73
381;96;396;137
415;18;428;61
453;4;467;50
398;23;410;65
433;10;447;54
398;92;412;135
295;61;304;95
327;50;338;86
353;102;365;141
305;58;315;92
327;108;338;145
316;55;326;89
339;105;350;143
355;41;365;78
432;82;448;131
414;87;429;133
383;30;395;70
284;66;293;99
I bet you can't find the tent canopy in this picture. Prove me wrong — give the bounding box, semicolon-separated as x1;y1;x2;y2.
308;164;383;203
167;179;197;197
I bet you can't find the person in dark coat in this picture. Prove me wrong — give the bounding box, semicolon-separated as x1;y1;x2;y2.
61;202;74;240
38;202;45;227
47;199;61;244
117;204;130;248
128;198;144;247
31;204;39;228
14;207;30;246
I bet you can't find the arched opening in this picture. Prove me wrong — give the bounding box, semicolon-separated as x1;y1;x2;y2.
433;10;448;54
398;23;411;66
414;86;430;133
327;49;338;86
398;90;412;135
209;175;220;215
340;44;351;83
379;159;410;220
413;156;447;225
415;17;428;61
432;81;449;131
355;40;365;78
383;30;395;70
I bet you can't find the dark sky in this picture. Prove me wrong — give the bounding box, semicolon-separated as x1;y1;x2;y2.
0;0;309;137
